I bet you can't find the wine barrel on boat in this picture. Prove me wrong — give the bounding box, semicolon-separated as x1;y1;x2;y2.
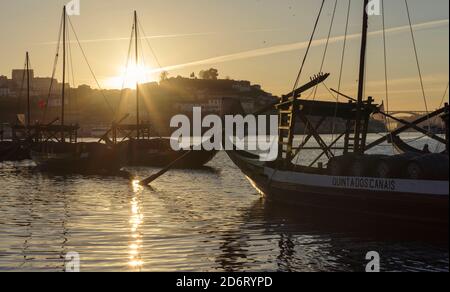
407;153;449;180
349;155;389;177
328;154;390;177
328;154;358;176
374;153;420;179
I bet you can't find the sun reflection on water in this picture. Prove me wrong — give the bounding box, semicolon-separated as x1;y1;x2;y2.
129;180;144;269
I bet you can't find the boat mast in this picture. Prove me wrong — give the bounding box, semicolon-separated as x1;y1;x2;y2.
444;103;449;153
134;11;140;140
354;0;369;154
61;6;66;142
26;52;31;127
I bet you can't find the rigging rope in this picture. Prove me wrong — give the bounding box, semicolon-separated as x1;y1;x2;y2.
404;0;430;117
434;82;449;152
16;58;27;119
381;0;396;153
27;57;35;124
336;0;351;101
438;83;449;109
330;0;352;155
43;10;64;122
114;21;137;121
312;0;338;101
270;0;325;181
138;19;163;70
67;26;74;123
66;23;81;127
381;0;389;116
322;82;339;102
137;17;165;137
292;0;329;165
67;16;115;115
137;25;150;122
290;0;326;100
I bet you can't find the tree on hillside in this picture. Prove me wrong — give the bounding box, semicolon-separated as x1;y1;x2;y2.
199;68;219;80
160;71;169;82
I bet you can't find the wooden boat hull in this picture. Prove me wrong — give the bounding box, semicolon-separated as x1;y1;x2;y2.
0;141;30;162
389;135;448;155
31;142;125;174
227;150;449;227
119;138;217;168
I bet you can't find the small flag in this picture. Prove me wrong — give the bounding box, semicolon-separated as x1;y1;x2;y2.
38;99;47;110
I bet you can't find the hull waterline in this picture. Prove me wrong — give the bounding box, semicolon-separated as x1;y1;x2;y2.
31;142;125;175
226;150;449;228
119;138;217;169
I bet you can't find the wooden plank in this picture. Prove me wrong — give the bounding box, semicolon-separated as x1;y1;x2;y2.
299;115;333;159
377;110;446;144
366;107;447;151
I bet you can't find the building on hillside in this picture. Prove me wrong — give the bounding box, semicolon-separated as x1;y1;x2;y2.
168;78;276;114
11;69;34;88
232;82;252;92
175;97;224;115
6;70;67;98
0;76;9;97
0;86;10;97
0;75;7;87
32;77;60;96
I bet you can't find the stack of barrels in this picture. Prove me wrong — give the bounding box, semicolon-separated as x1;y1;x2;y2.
328;153;449;181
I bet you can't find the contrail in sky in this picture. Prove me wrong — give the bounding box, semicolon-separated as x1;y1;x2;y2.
38;28;285;45
148;19;449;74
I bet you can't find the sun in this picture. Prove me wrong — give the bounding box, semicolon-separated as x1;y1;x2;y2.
106;64;157;89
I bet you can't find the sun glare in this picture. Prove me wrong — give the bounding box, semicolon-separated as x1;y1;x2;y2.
106;64;156;89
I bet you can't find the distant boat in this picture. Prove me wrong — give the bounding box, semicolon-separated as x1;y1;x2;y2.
0;140;27;162
0;53;34;162
225;0;448;227
31;140;123;174
118;136;217;168
30;7;125;174
423;125;445;135
389;135;448;155
0;140;30;162
111;11;217;169
90;127;109;138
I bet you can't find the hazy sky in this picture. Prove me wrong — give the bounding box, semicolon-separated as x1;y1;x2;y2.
0;0;448;110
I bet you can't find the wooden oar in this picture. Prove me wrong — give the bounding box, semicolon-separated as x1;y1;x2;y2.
139;150;193;186
139;73;331;186
137;99;280;186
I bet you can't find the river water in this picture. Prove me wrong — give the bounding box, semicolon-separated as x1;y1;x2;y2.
0;134;448;272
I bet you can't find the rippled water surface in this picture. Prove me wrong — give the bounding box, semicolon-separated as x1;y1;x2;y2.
0;134;448;272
